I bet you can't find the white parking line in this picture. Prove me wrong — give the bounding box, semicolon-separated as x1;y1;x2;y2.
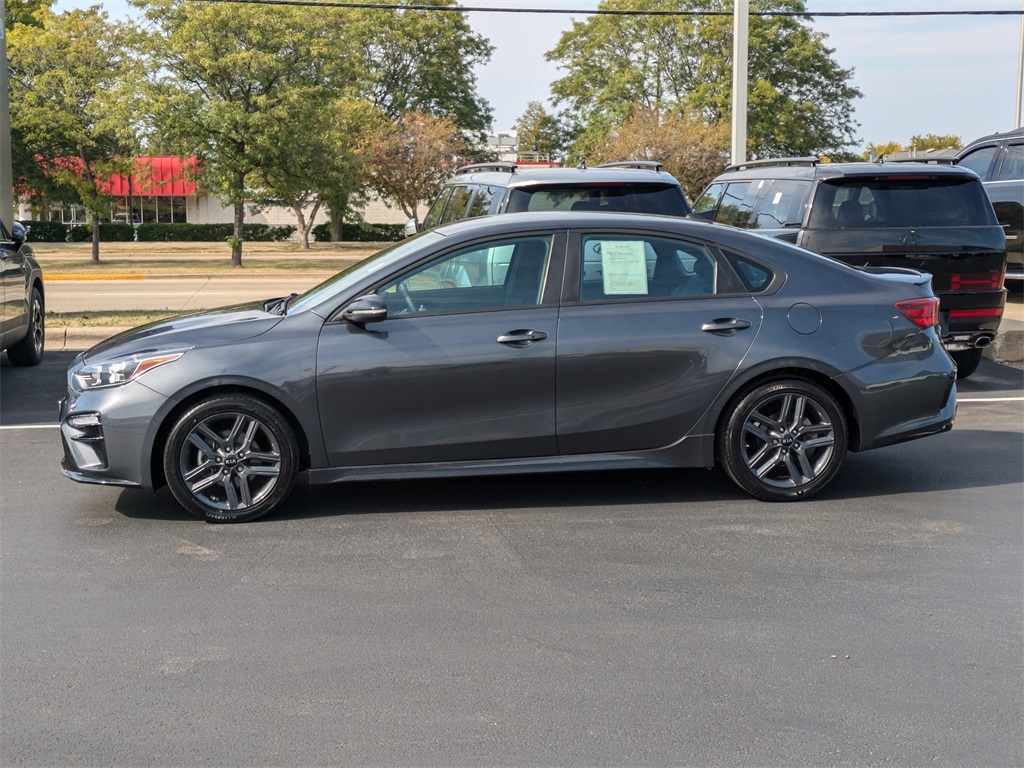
0;424;60;430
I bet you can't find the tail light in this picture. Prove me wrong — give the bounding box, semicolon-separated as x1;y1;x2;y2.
895;297;940;329
950;273;1002;291
948;308;1003;319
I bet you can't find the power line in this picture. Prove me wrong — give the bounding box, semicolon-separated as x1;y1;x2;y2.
189;0;1024;17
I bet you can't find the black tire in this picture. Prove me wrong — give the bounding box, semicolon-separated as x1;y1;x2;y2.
6;286;44;367
720;378;848;502
164;394;299;523
950;347;983;380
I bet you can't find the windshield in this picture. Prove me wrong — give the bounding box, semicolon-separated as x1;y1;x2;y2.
285;232;445;315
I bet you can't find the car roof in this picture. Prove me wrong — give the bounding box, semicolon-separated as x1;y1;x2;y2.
958;128;1024;154
711;159;980;182
428;209;774;251
446;163;683;189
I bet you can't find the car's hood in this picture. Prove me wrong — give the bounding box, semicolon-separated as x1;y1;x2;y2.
83;302;285;363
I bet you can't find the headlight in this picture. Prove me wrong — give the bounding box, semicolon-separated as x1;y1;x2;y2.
73;350;188;390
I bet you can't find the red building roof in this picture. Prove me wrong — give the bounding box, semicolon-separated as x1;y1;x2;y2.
104;156;197;196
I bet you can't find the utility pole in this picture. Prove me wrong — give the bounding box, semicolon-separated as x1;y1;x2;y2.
1016;0;1023;128
1;4;14;234
731;0;749;166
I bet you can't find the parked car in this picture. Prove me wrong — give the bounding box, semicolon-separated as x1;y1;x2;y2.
689;158;1007;378
1;221;45;366
406;160;691;236
60;212;957;523
955;128;1023;291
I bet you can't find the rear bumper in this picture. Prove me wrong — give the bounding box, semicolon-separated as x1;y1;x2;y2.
836;331;958;452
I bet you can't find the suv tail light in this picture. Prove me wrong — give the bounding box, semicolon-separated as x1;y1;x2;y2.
895;297;940;329
950;273;1003;291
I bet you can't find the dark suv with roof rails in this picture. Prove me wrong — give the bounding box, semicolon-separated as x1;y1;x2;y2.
689;157;1007;378
955;128;1023;290
406;160;690;237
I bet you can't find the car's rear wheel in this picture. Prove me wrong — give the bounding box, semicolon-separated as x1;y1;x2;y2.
950;347;983;379
6;286;44;367
720;379;847;501
164;395;298;523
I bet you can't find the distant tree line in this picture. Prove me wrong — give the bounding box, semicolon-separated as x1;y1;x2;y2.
8;0;866;264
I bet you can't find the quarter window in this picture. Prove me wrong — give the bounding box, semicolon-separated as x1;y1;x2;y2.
465;185;500;219
750;180;809;229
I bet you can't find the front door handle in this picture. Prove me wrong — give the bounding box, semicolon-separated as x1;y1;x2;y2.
497;329;548;347
701;318;752;336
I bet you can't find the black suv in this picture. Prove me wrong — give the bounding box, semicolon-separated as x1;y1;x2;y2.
407;161;690;236
689;158;1006;378
955;129;1023;289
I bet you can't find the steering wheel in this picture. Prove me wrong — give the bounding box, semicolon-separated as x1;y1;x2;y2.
397;281;416;314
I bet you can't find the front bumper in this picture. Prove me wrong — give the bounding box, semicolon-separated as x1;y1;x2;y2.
58;379;171;490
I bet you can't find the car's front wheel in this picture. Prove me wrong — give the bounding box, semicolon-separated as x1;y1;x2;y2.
720;379;848;501
6;286;44;367
164;395;299;523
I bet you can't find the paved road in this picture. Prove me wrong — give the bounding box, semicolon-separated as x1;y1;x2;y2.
1;352;1021;766
46;275;327;313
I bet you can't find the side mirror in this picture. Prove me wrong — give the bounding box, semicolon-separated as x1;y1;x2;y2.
11;221;28;248
403;219;418;238
341;294;388;325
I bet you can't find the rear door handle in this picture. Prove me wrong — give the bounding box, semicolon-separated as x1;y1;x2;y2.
701;318;752;336
497;329;548;347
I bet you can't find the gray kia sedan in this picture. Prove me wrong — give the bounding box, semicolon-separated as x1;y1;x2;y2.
60;213;957;522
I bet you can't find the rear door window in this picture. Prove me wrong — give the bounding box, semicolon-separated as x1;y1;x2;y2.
578;233;724;302
997;144;1024;181
958;145;1000;180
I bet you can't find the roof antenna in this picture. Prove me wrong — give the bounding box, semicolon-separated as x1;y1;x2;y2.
577;158;586;170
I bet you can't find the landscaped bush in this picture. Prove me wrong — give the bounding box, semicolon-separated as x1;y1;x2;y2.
69;223;135;242
21;220;68;242
134;223;296;242
313;222;403;242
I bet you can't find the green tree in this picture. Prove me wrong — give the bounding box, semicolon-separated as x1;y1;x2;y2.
357;1;494;132
547;0;861;160
361;110;470;226
5;0;51;29
9;6;142;261
863;140;904;161
513;101;566;161
593;108;729;199
252;97;385;248
136;0;357;265
910;133;962;152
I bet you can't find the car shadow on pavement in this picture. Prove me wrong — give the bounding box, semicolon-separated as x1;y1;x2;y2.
110;433;1024;522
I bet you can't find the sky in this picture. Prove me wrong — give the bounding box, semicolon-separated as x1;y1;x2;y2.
57;0;1024;152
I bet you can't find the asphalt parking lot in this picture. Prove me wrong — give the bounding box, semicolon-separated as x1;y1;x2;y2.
1;351;1021;766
